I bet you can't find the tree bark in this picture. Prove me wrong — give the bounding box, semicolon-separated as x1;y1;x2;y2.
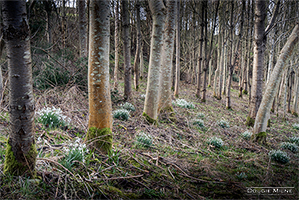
86;0;113;154
122;0;132;100
246;0;266;126
143;0;166;123
174;0;180;97
133;1;141;91
253;24;299;136
158;0;176;112
78;0;87;57
113;0;119;90
3;0;37;176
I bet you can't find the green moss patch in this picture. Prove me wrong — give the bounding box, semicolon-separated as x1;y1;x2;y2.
245;116;255;127
142;112;157;125
86;127;113;154
253;132;267;144
4;139;37;177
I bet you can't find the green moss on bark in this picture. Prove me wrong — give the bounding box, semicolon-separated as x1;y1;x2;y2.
86;127;113;154
142;112;157;125
292;112;298;117
253;132;267;144
242;90;248;95
4;139;37;177
267;119;271;127
245;116;255;127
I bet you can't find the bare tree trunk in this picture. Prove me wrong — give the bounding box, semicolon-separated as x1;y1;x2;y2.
174;0;180;97
287;71;294;113
0;39;5;103
133;1;141;91
158;0;176;113
196;1;204;98
226;0;244;109
122;0;132;100
143;0;166;124
86;0;113;154
78;0;87;57
292;72;299;116
3;1;37;176
140;42;144;79
113;0;119;90
246;0;266;126
253;24;299;140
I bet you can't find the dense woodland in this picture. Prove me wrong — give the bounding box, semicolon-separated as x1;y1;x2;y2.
0;0;298;199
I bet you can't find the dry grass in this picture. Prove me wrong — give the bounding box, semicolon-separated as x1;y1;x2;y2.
0;80;298;199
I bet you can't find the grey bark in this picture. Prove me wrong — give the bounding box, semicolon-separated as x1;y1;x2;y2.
3;0;36;175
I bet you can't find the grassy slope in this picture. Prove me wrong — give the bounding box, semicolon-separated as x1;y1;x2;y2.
0;80;298;199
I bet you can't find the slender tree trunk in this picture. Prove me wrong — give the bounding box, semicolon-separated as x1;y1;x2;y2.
113;0;119;90
196;1;204;98
292;73;299;116
246;0;266;126
3;0;37;176
226;0;244;109
287;71;294;113
0;39;5;102
122;0;132;100
143;0;166;124
218;32;225;99
253;24;299;139
45;1;52;45
133;1;141;91
78;0;87;57
174;0;180;97
158;0;176;113
86;0;113;154
140;42;144;79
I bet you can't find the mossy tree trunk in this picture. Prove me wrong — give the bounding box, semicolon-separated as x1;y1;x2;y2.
143;0;166;124
253;24;299;137
158;0;176;113
0;39;5;102
86;0;113;154
3;0;37;176
122;0;132;100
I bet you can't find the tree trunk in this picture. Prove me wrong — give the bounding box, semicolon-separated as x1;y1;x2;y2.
0;39;5;103
78;0;87;57
122;0;132;100
292;73;299;116
143;0;166;124
246;0;266;126
287;71;294;113
133;1;141;91
113;0;119;90
174;0;180;97
196;1;204;98
253;24;299;137
158;0;176;113
3;1;37;176
140;42;144;79
86;0;113;154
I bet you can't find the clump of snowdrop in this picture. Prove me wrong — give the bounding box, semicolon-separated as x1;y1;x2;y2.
135;132;153;148
113;109;130;120
268;150;290;164
36;107;70;129
60;137;89;170
173;99;195;109
241;130;252;140
292;123;299;130
120;102;136;111
208;137;224;148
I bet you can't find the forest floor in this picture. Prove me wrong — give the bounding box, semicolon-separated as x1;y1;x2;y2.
0;79;298;199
